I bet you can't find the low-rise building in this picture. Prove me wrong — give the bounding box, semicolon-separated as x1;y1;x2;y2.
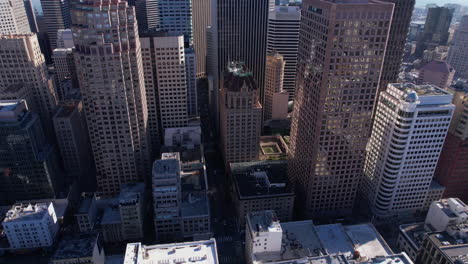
230;160;294;227
417;60;455;89
258;136;289;161
123;239;219;264
416;231;468;264
152;153;211;242
2;202;59;249
397;198;468;262
75;193;98;233
245;211;400;264
51;234;105;264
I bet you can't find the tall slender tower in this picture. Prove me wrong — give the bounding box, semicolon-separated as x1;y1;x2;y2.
193;0;211;77
211;0;269;119
415;6;454;57
264;52;288;121
220;62;262;164
71;0;151;196
379;0;415;93
362;84;454;219
267;5;300;100
40;0;72;50
287;0;394;218
447;16;468;79
0;0;31;34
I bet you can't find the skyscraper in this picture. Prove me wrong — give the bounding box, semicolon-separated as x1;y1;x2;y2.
0;100;63;205
415;6;454;57
417;60;455;89
185;47;198;117
0;34;57;137
434;87;468;203
379;0;415;93
71;0;151;196
53;101;95;191
193;0;211;77
0;0;31;34
211;0;268;120
220;62;262;164
140;33;189;153
52;48;78;100
40;0;72;50
264;52;288;121
132;0;159;33
267;5;300;100
447;15;468;79
23;0;38;33
362;83;454;218
287;0;394;218
158;0;193;45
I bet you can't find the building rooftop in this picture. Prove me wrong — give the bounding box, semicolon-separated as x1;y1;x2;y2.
54;103;78;119
223;61;257;92
391;83;451;97
152;156;181;177
77;193;96;215
180;169;209;217
0;100;28;122
51;234;101;261
307;253;413;264
123;239;219;264
259;136;289;160
421;60;454;74
230;160;294;199
3;202;53;223
399;223;430;250
160;146;202;165
101;203;121;225
119;182;145;205
427;232;468;264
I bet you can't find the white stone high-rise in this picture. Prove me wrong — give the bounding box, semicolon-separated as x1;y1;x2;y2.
140;33;189;152
264;52;288;121
0;0;31;34
267;5;300;100
447;15;468;79
362;83;454;219
71;0;151;196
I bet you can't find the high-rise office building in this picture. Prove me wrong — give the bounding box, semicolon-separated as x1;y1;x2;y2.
0;0;31;35
185;47;198;117
415;6;454;57
0;100;63;205
52;48;77;100
220;62;262;164
71;0;151;196
132;0;159;33
266;5;300;100
435;87;468;203
0;34;57;136
211;0;268;121
53;101;95;190
264;52;288;121
417;60;455;89
40;0;72;50
158;0;193;46
287;0;394;218
140;33;189;153
193;0;211;77
379;0;415;93
23;0;38;33
362;83;454;219
447;15;468;79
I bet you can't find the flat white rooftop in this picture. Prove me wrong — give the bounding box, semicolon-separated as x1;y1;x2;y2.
3;203;51;223
124;239;218;264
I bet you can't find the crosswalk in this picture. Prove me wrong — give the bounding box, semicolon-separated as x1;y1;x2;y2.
216;235;233;243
